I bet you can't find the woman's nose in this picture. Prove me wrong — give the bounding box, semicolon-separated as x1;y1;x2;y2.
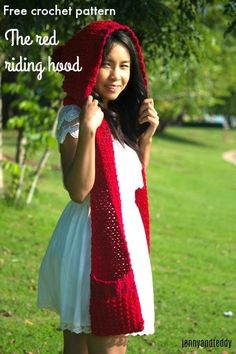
109;67;120;79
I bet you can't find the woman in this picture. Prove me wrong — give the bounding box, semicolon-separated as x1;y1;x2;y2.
38;20;159;354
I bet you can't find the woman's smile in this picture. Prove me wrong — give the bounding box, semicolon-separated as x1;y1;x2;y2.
104;84;122;92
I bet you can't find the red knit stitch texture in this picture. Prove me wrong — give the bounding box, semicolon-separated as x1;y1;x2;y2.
135;169;150;252
90;119;145;335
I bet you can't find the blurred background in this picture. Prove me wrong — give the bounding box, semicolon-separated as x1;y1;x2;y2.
0;1;236;353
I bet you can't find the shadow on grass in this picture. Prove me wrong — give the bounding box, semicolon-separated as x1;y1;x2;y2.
155;130;212;148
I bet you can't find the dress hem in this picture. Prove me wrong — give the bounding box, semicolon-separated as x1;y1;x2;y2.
60;324;155;337
38;303;155;337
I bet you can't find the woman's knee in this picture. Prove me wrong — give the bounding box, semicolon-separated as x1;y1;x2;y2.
86;334;128;354
63;330;88;354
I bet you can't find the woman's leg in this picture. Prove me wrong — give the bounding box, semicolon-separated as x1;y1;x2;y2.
63;330;88;354
86;334;128;354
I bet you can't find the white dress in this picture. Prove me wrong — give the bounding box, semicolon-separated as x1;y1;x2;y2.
37;105;155;336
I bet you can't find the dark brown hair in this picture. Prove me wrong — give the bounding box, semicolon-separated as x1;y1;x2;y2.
94;30;148;152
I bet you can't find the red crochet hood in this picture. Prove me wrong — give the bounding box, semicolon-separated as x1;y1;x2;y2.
52;20;148;107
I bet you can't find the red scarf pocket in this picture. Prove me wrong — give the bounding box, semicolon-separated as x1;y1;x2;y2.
90;270;144;336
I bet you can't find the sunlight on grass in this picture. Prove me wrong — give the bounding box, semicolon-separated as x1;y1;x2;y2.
0;127;236;353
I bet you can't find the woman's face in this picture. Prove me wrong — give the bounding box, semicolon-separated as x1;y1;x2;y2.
94;43;131;107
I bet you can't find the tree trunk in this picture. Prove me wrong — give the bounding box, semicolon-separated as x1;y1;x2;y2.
26;117;58;205
0;69;4;197
175;112;185;125
15;162;27;201
17;134;27;167
26;149;50;205
158;119;171;133
14;135;27;201
15;128;24;164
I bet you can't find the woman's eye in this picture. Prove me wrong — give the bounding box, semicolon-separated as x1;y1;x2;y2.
102;62;110;67
121;65;129;69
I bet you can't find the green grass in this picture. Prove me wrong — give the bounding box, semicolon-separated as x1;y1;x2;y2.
0;127;236;354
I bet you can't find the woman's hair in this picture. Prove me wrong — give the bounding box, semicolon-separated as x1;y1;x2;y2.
94;30;148;152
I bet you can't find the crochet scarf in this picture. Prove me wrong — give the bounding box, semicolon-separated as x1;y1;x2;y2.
53;20;150;336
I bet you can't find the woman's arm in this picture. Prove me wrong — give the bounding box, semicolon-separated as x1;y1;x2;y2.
138;98;159;170
139;140;152;171
59;96;104;203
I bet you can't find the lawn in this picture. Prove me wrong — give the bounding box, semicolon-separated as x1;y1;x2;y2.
0;127;236;354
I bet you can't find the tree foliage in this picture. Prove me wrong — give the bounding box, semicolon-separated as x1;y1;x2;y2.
2;67;61;203
0;0;235;203
148;1;236;129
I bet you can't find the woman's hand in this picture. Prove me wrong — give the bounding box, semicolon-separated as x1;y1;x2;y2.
137;98;159;170
138;98;159;146
80;95;104;132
